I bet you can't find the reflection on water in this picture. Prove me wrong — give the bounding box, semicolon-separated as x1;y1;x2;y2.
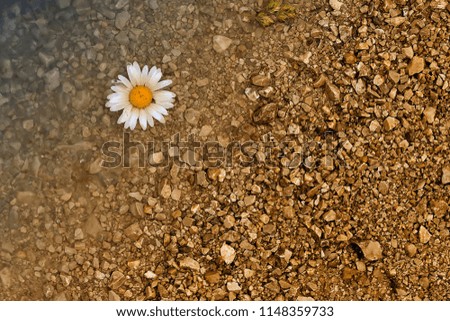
0;0;260;300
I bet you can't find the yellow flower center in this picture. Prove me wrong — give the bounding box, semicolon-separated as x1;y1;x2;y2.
129;86;152;109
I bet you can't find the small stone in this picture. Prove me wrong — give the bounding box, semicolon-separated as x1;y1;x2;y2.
329;0;344;11
353;78;366;95
408;56;425;76
402;46;414;59
383;116;399;131
283;206;295;219
213;35;232;53
160;181;171;199
45;68;60;90
442;166;450;184
245;88;260;101
386;16;407;27
323;210;336;222
171;188;181;201
124;223;143;241
56;0;71;9
227;281;241;292
378;181;389;195
127;260;140;269
388;70;400;83
115;31;129;45
244;269;255;278
205;271;221;284
109;271;126;290
0;59;13;79
344;52;357;64
244;195;256;206
149;151;165;165
358;240;383;261
184;109;200;125
220;243;236;264
253;103;277;124
179;257;200;271
115;0;129;9
338;26;352;42
197;78;209;87
373;74;384;87
419;226;431;244
208;168;226;182
0;267;11;288
115;11;131;30
84;214;103;237
325;82;341;102
144;271;157;279
405;243;417;257
430;200;448;218
196;171;208;187
342;267;358;280
199;125;213;137
369;119;381;132
38;52;55;68
298;51;312;64
128;191;142;201
74;228;84;240
251;74;270;87
109;290;121;301
223;215;235;228
148;0;158;10
423;107;436;124
89;157;103;174
22;119;34;130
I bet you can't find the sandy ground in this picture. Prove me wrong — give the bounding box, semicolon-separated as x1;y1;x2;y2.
0;0;449;300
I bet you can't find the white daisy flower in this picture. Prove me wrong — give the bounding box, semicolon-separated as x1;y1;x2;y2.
106;62;176;130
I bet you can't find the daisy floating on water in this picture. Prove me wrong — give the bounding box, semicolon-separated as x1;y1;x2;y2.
106;62;176;130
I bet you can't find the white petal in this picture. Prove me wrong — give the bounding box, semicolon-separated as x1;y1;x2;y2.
141;65;149;85
111;85;129;93
152;79;172;91
148;66;158;79
139;109;148;130
153;90;176;103
149;109;165;123
118;75;133;89
118;107;132;124
151;104;168;116
159;102;174;109
127;62;141;86
129;108;139;130
110;102;130;112
124;118;131;129
145;108;155;127
147;68;162;88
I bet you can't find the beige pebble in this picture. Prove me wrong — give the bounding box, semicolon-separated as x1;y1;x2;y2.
408;56;425;76
419;226;431;244
220;243;236;264
358;240;383;261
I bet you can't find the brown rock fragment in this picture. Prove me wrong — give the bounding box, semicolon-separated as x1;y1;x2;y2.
408;56;425;76
423;107;436;123
383;116;399;131
325;82;341;102
358;240;383;261
419;226;431;244
205;271;221;284
180;257;201;271
253;103;277;124
251;74;270;87
405;243;417;257
441;165;450;184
